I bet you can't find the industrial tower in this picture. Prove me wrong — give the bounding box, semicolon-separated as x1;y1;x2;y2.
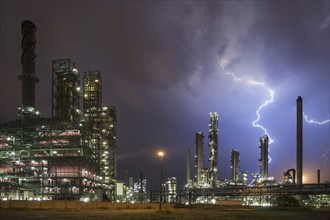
231;149;240;184
18;20;39;124
259;135;269;180
195;132;204;186
186;148;191;187
208;112;219;188
82;71;117;199
296;96;303;185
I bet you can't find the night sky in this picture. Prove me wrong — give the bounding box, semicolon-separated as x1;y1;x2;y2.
0;1;329;191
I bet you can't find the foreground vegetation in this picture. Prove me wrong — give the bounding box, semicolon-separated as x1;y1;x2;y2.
1;206;329;220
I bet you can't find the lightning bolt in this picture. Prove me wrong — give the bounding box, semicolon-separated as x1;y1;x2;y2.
220;61;274;145
219;58;329;168
303;112;330;125
219;58;274;163
251;86;274;144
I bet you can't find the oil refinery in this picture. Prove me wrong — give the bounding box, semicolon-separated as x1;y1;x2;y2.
0;21;117;201
0;20;329;207
149;96;329;206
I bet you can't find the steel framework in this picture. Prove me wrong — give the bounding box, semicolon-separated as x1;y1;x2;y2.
0;123;100;200
151;183;330;206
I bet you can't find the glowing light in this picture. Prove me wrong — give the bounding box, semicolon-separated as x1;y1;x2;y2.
302;174;311;183
158;151;164;157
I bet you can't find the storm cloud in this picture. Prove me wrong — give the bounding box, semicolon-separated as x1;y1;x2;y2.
0;1;329;189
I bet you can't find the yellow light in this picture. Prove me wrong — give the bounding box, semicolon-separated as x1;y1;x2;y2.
158;151;164;157
302;174;311;183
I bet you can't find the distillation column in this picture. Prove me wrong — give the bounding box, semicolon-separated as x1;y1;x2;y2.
208;112;219;187
195;132;204;185
296;96;303;184
231;149;240;184
18;20;39;119
259;135;269;180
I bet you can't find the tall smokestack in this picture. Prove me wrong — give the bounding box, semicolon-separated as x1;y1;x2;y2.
18;20;39;113
297;96;303;184
186;148;191;183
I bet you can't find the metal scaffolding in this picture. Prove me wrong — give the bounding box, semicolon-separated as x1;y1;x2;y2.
52;59;80;124
0;123;100;200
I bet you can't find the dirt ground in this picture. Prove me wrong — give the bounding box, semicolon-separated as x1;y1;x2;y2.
0;207;329;220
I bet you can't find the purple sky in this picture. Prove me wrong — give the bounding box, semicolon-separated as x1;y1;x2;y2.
0;1;329;190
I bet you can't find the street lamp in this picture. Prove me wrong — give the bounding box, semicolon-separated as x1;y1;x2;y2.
158;151;164;210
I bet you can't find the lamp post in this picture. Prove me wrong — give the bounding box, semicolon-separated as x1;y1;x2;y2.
158;151;164;210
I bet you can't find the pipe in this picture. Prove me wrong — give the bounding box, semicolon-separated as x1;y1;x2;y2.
285;168;296;184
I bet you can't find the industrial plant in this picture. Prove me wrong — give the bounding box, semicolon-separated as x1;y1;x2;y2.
0;20;329;207
0;21;117;201
149;97;329;206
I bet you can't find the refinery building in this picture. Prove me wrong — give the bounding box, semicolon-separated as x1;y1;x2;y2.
0;21;117;201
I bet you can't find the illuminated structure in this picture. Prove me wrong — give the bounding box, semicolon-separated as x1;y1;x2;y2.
178;104;328;206
208;112;219;188
124;173;148;203
195;132;204;186
0;21;117;201
186;148;192;187
82;71;117;199
165;177;177;203
231;149;240;184
259;135;269;180
282;168;296;184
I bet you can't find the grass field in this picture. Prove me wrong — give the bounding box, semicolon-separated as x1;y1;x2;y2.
1;206;329;220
